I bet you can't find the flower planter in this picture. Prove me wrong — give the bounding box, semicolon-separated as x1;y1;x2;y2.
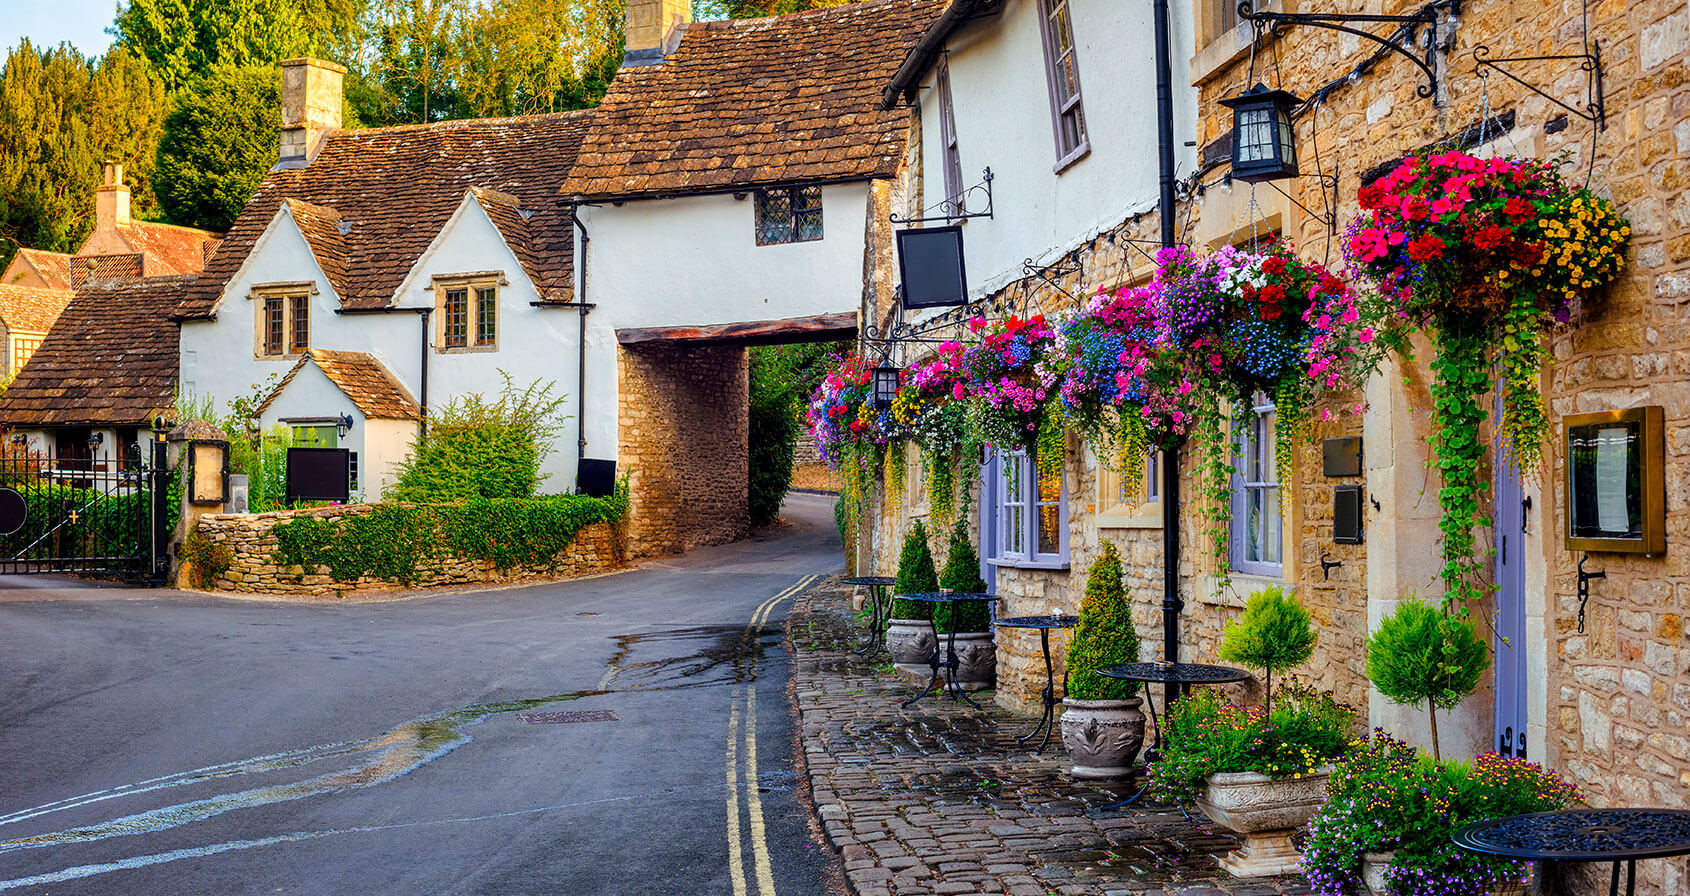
947;630;995;691
1194;766;1332;877
1059;697;1145;778
885;618;935;677
1361;850;1528;896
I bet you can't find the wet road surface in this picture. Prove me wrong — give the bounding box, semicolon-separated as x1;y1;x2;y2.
0;493;847;895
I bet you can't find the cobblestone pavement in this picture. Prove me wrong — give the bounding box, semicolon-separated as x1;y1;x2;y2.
788;578;1321;896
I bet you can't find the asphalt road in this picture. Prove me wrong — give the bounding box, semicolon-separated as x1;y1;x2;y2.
0;492;849;895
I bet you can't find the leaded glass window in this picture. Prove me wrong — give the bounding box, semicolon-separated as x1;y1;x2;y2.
755;186;823;245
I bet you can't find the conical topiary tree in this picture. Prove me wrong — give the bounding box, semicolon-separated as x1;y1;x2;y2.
1217;584;1317;712
891;519;939;621
935;519;989;633
1366;594;1489;760
1066;541;1142;700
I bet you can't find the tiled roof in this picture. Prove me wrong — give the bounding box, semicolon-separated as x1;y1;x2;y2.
469;188;547;301
561;0;941;200
116;221;222;276
260;349;420;420
0;276;191;427
6;248;73;289
283;199;350;301
177;110;595;318
0;285;74;334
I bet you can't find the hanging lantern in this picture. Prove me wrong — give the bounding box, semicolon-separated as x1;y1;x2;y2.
1220;83;1301;183
872;366;901;409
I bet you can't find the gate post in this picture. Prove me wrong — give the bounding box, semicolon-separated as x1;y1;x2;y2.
149;416;170;584
166;420;230;587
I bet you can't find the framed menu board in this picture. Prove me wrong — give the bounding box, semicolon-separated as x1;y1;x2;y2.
1564;406;1665;554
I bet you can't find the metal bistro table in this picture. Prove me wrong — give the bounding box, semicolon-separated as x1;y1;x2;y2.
993;615;1078;750
896;592;997;709
1453;808;1690;896
841;576;897;655
1095;661;1250;808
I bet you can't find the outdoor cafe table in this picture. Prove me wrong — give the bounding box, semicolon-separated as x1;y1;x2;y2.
1453;808;1690;896
894;592;997;709
840;576;896;655
992;614;1078;751
1095;661;1250;807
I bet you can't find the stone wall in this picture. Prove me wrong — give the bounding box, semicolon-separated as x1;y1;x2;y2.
189;506;625;595
618;340;750;557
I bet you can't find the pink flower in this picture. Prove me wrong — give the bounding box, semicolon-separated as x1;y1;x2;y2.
1359;327;1375;343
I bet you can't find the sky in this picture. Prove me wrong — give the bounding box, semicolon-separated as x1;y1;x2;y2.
0;0;121;58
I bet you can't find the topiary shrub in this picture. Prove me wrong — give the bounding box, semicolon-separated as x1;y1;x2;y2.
934;519;989;633
1366;593;1489;760
1218;584;1317;712
891;519;938;621
1065;540;1141;700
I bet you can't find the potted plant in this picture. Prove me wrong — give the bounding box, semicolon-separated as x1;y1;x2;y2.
1058;540;1145;778
1302;733;1581;896
1149;587;1350;877
885;520;938;675
1365;594;1490;761
933;519;993;690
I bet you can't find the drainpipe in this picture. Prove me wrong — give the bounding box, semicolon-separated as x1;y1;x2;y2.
418;308;431;436
1153;0;1183;699
572;202;590;470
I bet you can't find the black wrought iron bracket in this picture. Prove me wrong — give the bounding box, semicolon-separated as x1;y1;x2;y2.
1257;171;1339;235
1021;256;1082;301
861;285;1031;357
1238;0;1461;102
1575;554;1605;634
1472;43;1605;131
890;168;995;225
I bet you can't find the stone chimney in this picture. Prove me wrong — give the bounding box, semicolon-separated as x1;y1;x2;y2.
623;0;690;66
95;161;129;230
279;57;345;168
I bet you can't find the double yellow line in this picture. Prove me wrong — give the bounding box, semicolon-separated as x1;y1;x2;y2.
726;574;818;896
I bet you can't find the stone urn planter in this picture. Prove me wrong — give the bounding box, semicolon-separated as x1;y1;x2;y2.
1361;850;1528;896
885;618;936;676
1059;697;1145;778
948;630;996;691
1194;766;1333;877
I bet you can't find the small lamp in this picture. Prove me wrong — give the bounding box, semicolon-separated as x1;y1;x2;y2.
337;413;354;439
871;366;901;409
9;434;25;447
87;432;104;449
1220;83;1302;183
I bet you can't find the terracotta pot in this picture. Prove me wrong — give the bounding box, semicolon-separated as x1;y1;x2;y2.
1059;697;1145;778
947;630;996;691
1195;766;1333;877
885;618;936;674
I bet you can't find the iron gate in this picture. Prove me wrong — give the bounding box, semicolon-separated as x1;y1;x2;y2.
0;445;170;583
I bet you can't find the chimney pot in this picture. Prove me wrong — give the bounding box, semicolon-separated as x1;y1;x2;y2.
623;0;691;66
279;57;346;168
95;160;130;228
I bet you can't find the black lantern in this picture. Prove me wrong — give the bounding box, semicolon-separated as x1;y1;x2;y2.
871;366;900;409
1220;83;1301;183
336;413;355;439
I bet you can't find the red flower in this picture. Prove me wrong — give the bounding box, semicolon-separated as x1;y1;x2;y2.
1004;316;1026;333
1259;283;1287;305
849;420;865;432
1358;183;1386;208
1262;255;1288;277
1406;234;1446;263
1260;302;1283;321
1510;240;1545;266
1472;225;1513;252
1318;274;1347;295
1504;196;1535;222
1400;198;1430;222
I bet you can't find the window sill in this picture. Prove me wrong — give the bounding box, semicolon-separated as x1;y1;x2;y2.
988;558;1071;571
1199;572;1289;607
257;351;307;361
1051;141;1091;175
436;344;499;354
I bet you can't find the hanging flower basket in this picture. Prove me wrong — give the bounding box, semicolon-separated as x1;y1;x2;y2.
891;345;974;522
957;315;1062;467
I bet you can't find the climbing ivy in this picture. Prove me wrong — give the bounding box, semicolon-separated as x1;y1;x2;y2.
1428;321;1494;611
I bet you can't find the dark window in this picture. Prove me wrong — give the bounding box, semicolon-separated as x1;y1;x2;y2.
263;297;285;356
1038;0;1090;168
755;186;823;246
444;288;469;348
288;294;310;354
475;286;497;347
937;58;964;216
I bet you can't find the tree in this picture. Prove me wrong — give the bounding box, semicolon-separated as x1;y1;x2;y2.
934;520;988;633
1065;540;1142;701
748;346;800;527
891;520;938;621
153;65;280;231
115;0;314;92
89;47;169;220
697;0;855;19
1366;595;1489;761
1217;584;1317;712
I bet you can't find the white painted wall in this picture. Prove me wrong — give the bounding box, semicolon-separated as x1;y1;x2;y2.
180;194;583;494
256;362;424;501
914;0;1199;300
577;183;870;463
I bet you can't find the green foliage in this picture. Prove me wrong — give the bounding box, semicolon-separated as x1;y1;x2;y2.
0;482;158;561
0;41;166;262
239;425;305;511
698;0;856;18
1428;320;1493;611
934;519;988;633
748;345;802;527
890;519;937;621
153;64;280;231
387;374;566;502
272;490;626;584
1302;733;1580;895
1149;682;1353;803
180;529;235;589
1366;595;1489;760
1217;585;1317;711
1065;541;1142;701
117;0;313;91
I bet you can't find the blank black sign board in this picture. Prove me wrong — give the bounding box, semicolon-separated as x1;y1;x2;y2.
286;447;351;503
1334;485;1364;544
896;226;968;309
577;458;616;498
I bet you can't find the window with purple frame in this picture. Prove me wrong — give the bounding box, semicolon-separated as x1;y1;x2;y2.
1037;0;1090;169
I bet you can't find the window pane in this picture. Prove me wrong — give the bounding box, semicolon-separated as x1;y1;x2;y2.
1050;4;1074;53
475;287;497;346
755;190;793;245
264;297;284;355
1262;486;1282;563
444;288;468;348
289;294;309;354
795;208;823;241
1058;54;1080;102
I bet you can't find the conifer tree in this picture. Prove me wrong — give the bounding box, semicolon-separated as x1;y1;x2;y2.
891;520;937;621
1366;595;1488;760
935;519;988;633
1065;541;1141;701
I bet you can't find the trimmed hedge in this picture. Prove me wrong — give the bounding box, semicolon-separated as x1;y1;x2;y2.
271;490;627;586
0;483;157;561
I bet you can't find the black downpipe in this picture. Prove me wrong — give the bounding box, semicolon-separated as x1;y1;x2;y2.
573;208;590;469
418;309;431;436
1153;0;1184;704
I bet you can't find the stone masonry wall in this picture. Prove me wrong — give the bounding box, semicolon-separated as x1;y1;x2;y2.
191;506;625;595
618;341;750;558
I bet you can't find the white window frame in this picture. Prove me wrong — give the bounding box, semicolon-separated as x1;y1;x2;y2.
986;448;1069;569
1036;0;1091;172
1230;395;1283;577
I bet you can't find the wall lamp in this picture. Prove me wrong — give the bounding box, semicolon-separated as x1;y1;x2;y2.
336;413;355;439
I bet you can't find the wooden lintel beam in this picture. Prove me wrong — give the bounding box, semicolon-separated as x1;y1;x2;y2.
616;312;858;346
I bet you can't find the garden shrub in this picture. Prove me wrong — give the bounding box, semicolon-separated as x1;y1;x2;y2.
181;529;234;589
934;519;989;633
891;519;938;621
387;374;566;502
1065;540;1141;700
1366;594;1489;760
1217;584;1317;711
748;346;800;527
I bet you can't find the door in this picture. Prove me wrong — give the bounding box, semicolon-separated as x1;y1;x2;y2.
1493;398;1528;758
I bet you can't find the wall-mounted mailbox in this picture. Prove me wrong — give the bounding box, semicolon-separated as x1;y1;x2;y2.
1334;485;1364;544
1322;437;1362;477
1566;406;1665;554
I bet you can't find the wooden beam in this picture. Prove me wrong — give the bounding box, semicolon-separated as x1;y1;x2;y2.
616;311;858;346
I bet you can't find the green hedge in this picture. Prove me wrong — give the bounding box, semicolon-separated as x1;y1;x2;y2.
270;491;628;586
0;483;157;560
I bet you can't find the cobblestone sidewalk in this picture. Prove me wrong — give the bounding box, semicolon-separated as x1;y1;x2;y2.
787;577;1320;896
